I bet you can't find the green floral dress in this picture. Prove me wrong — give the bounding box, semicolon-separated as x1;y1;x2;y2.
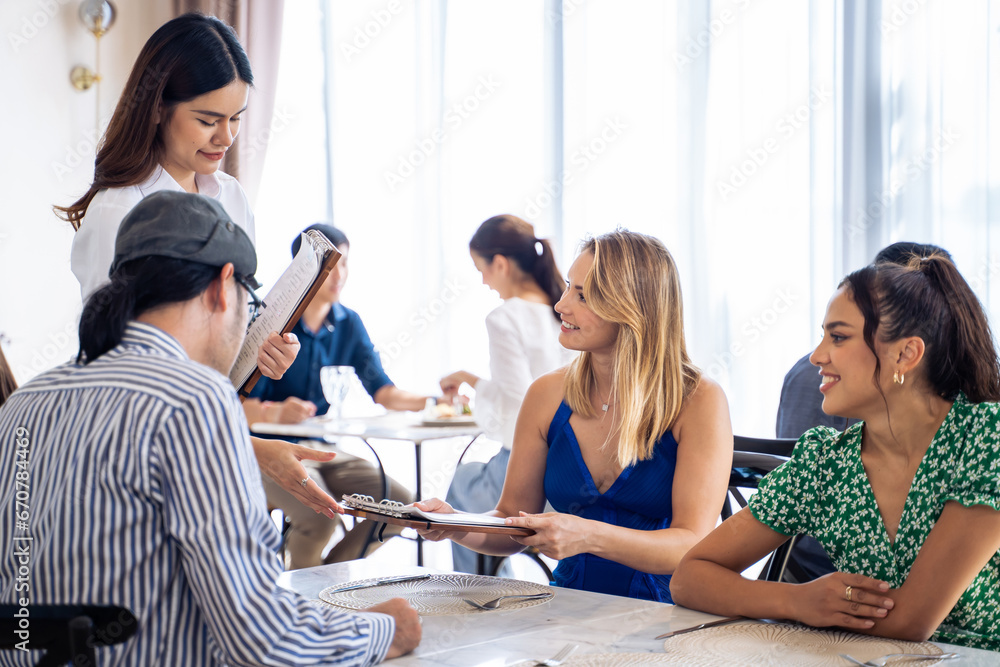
748;393;1000;651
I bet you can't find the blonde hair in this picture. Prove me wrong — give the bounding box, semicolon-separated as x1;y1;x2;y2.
563;231;701;467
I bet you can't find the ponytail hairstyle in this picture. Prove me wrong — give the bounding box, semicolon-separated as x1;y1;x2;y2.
873;241;952;265
564;231;701;467
78;257;223;363
469;215;564;321
841;254;1000;403
0;342;17;408
55;13;254;229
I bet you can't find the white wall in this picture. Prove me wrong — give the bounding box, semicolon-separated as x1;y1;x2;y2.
0;0;171;383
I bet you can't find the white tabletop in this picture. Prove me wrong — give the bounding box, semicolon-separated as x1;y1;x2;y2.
250;411;483;444
277;560;998;666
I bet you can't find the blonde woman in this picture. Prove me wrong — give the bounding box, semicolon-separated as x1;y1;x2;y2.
417;231;733;601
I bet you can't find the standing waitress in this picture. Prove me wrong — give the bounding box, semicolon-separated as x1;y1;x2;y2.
55;13;338;518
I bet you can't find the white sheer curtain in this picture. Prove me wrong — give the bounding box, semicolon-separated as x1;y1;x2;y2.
695;0;819;436
307;1;552;396
256;0;1000;437
875;0;1000;319
684;0;1000;435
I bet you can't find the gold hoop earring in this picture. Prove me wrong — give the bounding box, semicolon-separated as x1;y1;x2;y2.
893;371;905;385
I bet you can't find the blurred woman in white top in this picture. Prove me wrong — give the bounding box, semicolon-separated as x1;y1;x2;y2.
440;214;574;573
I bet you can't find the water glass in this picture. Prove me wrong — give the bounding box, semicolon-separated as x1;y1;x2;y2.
320;365;355;421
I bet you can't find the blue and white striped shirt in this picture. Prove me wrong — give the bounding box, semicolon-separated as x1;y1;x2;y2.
0;322;393;665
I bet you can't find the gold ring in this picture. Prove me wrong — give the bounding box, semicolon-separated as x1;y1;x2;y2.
845;585;853;602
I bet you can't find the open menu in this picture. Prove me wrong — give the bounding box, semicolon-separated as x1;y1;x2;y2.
341;494;533;536
229;230;341;396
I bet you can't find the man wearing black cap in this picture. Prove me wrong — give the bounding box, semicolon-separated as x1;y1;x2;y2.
0;191;420;665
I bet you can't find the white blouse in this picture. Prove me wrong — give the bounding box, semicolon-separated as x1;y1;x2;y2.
474;297;576;448
70;166;255;302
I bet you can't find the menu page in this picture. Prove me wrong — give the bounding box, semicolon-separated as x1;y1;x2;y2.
228;232;335;389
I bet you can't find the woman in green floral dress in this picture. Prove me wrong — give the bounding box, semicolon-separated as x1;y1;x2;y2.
672;254;1000;651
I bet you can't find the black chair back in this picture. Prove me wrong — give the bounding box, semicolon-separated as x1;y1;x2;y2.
724;435;837;583
724;436;796;520
722;436;799;582
733;435;798;457
0;604;137;667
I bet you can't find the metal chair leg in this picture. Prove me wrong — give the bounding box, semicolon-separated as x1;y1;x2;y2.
489;547;554;581
760;535;798;582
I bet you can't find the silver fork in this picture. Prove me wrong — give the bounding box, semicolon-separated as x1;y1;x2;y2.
839;652;961;666
463;592;551;610
533;643;578;666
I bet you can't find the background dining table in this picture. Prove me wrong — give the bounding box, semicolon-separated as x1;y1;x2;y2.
252;411;484;565
277;559;998;666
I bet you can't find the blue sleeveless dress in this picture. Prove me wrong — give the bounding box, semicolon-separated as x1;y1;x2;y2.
544;401;679;602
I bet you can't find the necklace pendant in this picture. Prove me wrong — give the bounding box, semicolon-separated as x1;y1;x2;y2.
602;403;609;412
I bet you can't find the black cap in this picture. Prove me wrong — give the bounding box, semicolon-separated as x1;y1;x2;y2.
111;191;260;288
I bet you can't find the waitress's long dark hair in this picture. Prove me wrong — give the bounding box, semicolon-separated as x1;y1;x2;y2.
55;13;253;229
469;215;564;322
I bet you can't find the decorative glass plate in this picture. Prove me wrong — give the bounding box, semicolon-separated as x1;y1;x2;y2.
639;622;945;666
317;573;553;616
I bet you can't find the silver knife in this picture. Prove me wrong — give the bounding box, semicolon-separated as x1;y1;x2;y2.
327;573;433;593
655;615;743;639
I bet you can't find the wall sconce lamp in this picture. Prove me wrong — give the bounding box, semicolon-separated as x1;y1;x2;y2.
70;0;116;93
70;0;116;139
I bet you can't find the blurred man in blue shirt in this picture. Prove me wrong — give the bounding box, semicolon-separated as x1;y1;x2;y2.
246;224;437;568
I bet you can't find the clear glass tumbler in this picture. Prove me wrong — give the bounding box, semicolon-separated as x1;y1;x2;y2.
320;365;356;421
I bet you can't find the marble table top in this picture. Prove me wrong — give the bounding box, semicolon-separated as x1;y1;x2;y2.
277;560;998;666
250;410;483;444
